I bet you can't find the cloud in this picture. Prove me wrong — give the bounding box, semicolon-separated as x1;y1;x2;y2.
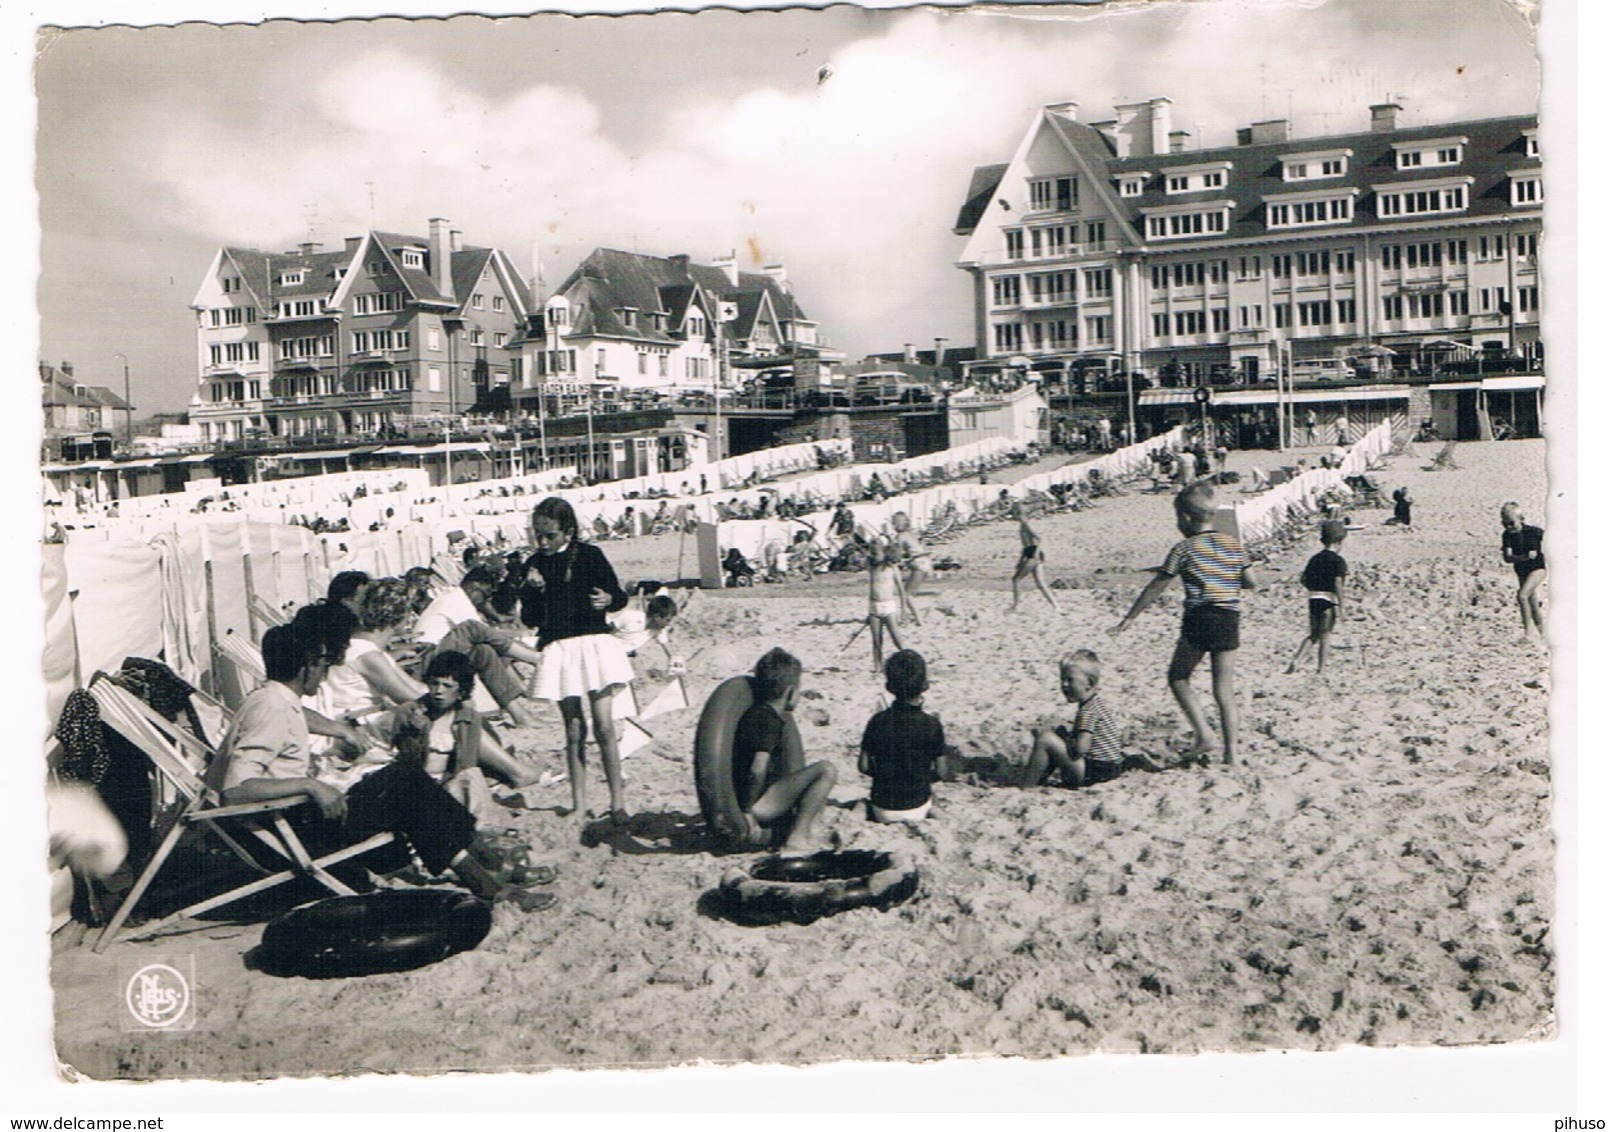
114;0;1538;367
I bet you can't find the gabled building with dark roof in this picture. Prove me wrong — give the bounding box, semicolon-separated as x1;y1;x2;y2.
190;218;530;442
515;248;822;406
40;361;130;438
954;98;1542;385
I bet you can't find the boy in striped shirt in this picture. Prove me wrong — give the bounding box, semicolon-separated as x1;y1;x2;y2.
1111;482;1254;765
1023;649;1160;787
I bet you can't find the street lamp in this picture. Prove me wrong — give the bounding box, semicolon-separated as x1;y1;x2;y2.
113;352;132;450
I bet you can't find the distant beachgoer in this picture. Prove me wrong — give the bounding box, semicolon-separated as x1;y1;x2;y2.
1009;504;1059;613
1305;410;1318;446
1335;414;1349;446
1287;520;1349;675
867;539;914;673
1111;482;1253;765
1500;502;1547;640
1388;487;1414;527
891;511;933;600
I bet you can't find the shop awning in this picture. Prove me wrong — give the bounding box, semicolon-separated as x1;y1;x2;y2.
1481;375;1545;393
1138;389;1195;405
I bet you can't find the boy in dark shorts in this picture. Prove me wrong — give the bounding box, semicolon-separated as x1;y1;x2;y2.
1111;482;1253;765
732;648;838;854
1287;520;1349;674
1500;502;1547;640
859;649;949;822
1023;649;1163;787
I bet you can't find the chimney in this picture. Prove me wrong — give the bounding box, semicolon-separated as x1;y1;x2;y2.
903;343;917;364
1046;101;1082;122
61;361;74;378
450;228;463;253
344;236;362;254
762;263;789;290
1112;97;1173;158
1245;119;1290;145
712;252;739;288
298;242;317;256
1370;102;1402;133
1169;130;1191;154
428;217;452;298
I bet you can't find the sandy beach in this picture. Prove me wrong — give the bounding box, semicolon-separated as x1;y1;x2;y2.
52;437;1553;1079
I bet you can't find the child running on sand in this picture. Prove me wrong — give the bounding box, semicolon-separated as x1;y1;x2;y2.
733;648;838;853
1500;502;1547;640
1286;520;1349;674
1009;503;1059;612
859;649;950;823
1111;482;1253;765
867;539;916;672
520;496;634;821
1023;649;1164;787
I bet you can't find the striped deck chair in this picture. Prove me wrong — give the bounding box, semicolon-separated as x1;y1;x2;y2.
86;674;397;952
247;593;289;638
215;627;267;690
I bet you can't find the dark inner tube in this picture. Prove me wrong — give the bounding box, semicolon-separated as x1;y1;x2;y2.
749;850;894;884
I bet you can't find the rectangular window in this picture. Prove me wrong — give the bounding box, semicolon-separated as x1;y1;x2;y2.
1174;310;1207;336
1208;259;1227;285
1449;290;1469;316
1518;285;1539;313
1516;233;1538;260
637;352;648;375
1446;240;1468;265
1150;265;1168;291
1203;170;1225;189
469;327;485;346
494;332;507;347
1377;183;1469;218
428;366;442;391
279;271;305;286
1144;209;1228;239
1336;298;1357;324
1272;303;1291;328
400;250;424;269
1005;230;1025;260
427;328;441;350
1030;229;1043;258
1381;245;1402;271
1029;176;1078;212
472;294;485;310
658;354;669;378
221;277;240;293
1297;300;1330;327
992;276;1022;306
1118;178;1144;198
1082;267;1113;298
992;323;1024;352
1272;254;1293;278
1084;315;1112;343
1211;307;1230;333
1238;305;1264;328
1321;158;1344;176
1152;313;1170;338
1297;251;1326;276
1085;220;1106;246
1238;256;1262;280
209;344;222;366
1382;295;1403;321
1335;249;1355;274
1398;151;1423;169
1166;175;1190;193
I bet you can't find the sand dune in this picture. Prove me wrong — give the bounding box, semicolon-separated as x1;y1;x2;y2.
52;438;1553;1078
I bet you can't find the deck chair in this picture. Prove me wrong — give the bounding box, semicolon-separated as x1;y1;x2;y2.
1241;467;1273;494
86;673;397;952
1429;439;1461;471
247;593;289;637
215;627;267;688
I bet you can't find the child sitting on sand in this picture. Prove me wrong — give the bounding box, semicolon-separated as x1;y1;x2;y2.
1111;482;1253;765
1286;520;1349;675
858;649;950;823
732;648;838;854
1023;649;1162;787
610;593;683;672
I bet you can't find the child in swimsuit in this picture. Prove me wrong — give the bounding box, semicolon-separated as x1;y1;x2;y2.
1010;504;1059;612
867;539;913;673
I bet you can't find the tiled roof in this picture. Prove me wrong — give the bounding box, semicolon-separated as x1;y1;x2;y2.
42;374;129;410
1047;112;1539;244
554;248;809;343
954;163;1009;234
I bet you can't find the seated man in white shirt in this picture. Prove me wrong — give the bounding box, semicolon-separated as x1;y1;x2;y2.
215;621;554;912
412;563;547;728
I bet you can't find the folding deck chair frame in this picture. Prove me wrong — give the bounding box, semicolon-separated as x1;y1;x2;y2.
86;673;397;952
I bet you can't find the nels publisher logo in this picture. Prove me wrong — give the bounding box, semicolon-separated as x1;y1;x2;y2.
122;959;193;1031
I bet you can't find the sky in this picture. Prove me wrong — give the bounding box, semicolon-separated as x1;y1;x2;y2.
30;0;1540;414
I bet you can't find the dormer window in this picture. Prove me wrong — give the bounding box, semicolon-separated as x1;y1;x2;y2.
1162;162;1233;195
1263;188;1358;230
1374;176;1472;218
1116;173;1149;198
1394;137;1467;170
1282;149;1351;182
620;309;637;328
1510;170;1543;206
399;249;425;269
279;271;305;287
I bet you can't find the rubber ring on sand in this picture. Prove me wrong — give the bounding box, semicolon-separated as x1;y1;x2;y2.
256;889;493;979
718;849;920;926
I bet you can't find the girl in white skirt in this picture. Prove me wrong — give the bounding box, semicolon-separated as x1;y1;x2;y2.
520;497;634;820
